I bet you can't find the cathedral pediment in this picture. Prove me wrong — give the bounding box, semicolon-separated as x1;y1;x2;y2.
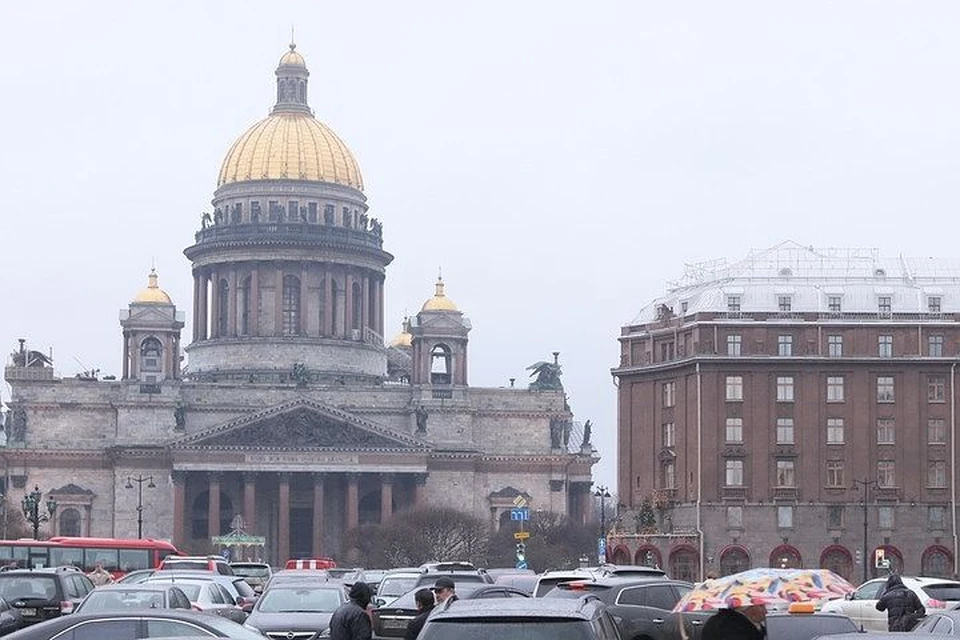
417;314;469;332
171;398;427;452
125;306;178;325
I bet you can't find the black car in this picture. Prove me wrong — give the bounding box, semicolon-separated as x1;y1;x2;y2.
419;596;622;640
0;567;94;625
545;576;691;640
372;582;530;638
0;597;24;637
666;609;860;640
1;609;268;640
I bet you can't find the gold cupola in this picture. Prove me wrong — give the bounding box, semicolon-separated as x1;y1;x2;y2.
133;269;172;304
422;277;458;312
389;317;414;348
216;43;364;190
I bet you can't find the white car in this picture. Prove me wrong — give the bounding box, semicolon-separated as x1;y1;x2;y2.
820;576;960;632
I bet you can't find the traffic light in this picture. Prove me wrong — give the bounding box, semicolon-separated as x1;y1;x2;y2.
516;542;526;554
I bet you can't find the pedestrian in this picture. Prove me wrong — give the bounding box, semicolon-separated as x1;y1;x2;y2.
403;589;435;640
328;581;373;640
876;574;925;632
430;577;458;613
701;605;766;640
87;562;115;586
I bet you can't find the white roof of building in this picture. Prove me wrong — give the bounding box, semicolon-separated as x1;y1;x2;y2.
630;241;960;324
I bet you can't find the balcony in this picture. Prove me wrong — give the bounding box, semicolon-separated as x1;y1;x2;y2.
190;222;384;251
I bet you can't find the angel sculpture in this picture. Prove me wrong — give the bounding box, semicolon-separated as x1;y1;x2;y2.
527;360;563;391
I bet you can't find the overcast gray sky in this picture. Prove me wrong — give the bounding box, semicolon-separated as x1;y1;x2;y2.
2;1;959;491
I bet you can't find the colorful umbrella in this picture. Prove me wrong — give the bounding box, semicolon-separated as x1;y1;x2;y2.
673;568;855;613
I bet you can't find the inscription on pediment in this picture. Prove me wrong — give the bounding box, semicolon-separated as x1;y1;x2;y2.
201;408;406;449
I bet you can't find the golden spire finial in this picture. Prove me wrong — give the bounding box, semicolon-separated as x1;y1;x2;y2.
290;25;296;51
147;268;159;289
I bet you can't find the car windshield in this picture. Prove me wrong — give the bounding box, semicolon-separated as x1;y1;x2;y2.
258;587;342;613
421;619;594;640
923;584;960;601
0;577;57;600
78;590;165;612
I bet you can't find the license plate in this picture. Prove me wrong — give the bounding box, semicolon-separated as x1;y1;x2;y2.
382;619;409;630
19;609;35;617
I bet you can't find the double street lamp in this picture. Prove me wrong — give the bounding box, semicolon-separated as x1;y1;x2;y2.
21;486;56;540
852;477;879;584
125;475;155;539
594;485;611;538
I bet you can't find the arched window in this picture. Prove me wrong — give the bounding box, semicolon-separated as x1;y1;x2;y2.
239;276;251;336
669;545;699;583
190;492;234;540
635;546;662;569
719;545;751;576
431;344;452;385
59;508;82;537
282;276;301;335
217;279;229;337
820;545;854;581
769;544;802;569
140;338;163;375
922;546;953;578
610;545;631;565
870;545;902;578
351;281;362;331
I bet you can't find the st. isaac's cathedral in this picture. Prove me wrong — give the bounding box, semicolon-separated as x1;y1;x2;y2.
3;44;597;562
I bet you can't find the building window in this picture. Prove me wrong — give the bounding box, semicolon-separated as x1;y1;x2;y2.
661;422;675;447
827;461;845;488
727;295;741;312
877;376;895;403
726;506;743;529
929;335;945;357
776;376;794;402
878;335;893;357
778;295;792;312
662;382;676;408
929;461;947;488
929;376;946;403
778;335;793;356
877;418;895;445
929;506;947;529
776;418;795;445
727;335;742;356
929;418;946;444
777;506;794;528
659;341;675;362
929;296;942;313
878;505;894;529
725;418;743;443
663;461;677;489
827;505;844;529
827;418;845;444
281;275;301;335
878;461;896;488
923;547;953;578
59;507;82;537
878;296;892;314
828;296;842;312
776;460;796;487
826;376;844;403
430;344;452;384
725;376;743;402
827;334;843;357
307;202;318;222
725;460;744;486
323;204;335;225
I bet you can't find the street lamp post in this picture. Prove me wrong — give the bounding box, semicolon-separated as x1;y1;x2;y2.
21;486;56;540
125;475;155;539
852;477;879;584
594;485;611;539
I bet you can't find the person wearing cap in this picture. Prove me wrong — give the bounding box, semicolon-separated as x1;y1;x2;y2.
329;581;373;640
431;577;458;613
404;588;435;640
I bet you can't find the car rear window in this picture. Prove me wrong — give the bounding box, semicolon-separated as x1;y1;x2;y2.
379;577;418;598
546;584;610;599
923;583;960;601
0;576;57;600
163;560;209;571
766;615;858;640
536;578;588;598
234;566;271;578
416;574;487;588
421;619;595;640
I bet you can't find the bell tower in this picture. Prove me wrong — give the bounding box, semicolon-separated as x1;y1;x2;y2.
410;277;470;387
120;269;184;383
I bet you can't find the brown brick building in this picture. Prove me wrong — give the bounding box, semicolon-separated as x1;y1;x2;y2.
611;242;959;583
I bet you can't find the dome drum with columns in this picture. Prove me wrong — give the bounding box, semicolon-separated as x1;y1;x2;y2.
185;44;391;382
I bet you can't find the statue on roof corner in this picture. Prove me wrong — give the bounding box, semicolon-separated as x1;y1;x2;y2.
527;353;563;391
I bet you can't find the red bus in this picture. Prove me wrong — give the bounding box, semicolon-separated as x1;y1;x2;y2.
0;537;180;575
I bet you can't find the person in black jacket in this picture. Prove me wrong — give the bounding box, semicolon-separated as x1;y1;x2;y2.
876;574;925;632
404;589;436;640
329;582;373;640
701;605;766;640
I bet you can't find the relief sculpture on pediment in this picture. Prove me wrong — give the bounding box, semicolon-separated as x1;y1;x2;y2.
212;408;401;449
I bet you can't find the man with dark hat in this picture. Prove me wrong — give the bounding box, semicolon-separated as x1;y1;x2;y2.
329;582;373;640
431;577;458;613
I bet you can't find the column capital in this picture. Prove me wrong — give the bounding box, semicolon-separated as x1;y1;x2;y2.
380;473;395;485
345;472;361;484
278;472;292;484
207;471;224;483
242;471;258;484
414;472;429;487
312;472;326;485
171;470;187;485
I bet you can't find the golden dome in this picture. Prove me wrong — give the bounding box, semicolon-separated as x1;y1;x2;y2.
279;43;306;67
133;269;172;304
422;277;458;312
217;114;364;189
390;329;413;348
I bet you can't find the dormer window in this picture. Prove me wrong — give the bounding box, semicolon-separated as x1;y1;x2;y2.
929;296;942;313
828;296;842;313
778;295;792;312
878;296;892;314
727;296;741;312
